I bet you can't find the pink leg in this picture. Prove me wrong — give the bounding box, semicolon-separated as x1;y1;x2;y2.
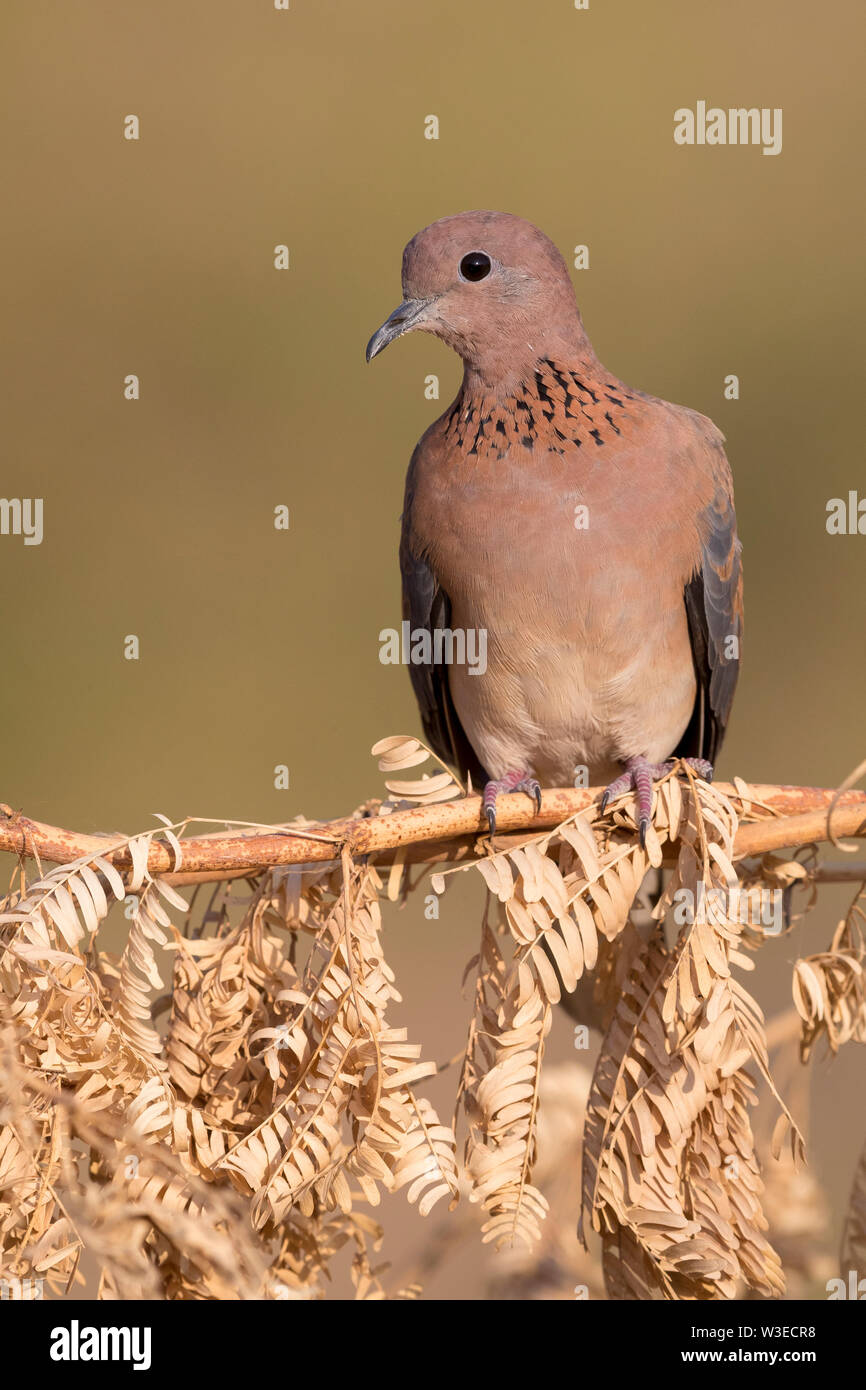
483;769;542;836
600;756;713;846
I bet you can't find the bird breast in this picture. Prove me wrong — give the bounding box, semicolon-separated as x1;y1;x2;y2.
409;416;701;784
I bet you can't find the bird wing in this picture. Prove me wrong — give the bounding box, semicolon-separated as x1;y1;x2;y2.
678;430;744;764
399;515;486;789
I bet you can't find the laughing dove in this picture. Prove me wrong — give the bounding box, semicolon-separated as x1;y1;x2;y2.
366;211;743;840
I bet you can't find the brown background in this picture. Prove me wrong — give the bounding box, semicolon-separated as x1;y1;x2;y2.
2;0;864;1297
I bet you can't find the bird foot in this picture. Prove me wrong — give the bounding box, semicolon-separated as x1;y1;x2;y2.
482;770;542;836
599;756;714;847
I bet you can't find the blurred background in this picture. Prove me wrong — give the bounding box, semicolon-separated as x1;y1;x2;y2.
1;0;864;1297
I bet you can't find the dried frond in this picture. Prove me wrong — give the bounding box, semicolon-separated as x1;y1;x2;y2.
579;775;799;1300
581;937;784;1300
0;817;458;1299
1;754;861;1301
793;888;866;1059
371;735;465;804
460;921;551;1249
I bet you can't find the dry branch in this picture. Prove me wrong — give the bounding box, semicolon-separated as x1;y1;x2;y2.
1;784;865;885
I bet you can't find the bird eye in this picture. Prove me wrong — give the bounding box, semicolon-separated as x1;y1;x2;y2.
459;251;492;282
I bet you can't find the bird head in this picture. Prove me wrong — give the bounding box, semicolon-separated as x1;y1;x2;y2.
365;210;587;384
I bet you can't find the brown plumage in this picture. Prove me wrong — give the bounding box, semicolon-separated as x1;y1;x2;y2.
367;211;743;837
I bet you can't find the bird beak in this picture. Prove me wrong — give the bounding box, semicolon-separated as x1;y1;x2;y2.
365;298;431;362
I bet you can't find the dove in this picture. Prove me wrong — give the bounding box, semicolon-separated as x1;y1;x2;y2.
366;211;742;841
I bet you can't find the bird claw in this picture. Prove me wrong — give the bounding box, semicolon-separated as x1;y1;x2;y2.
599;756;714;845
483;771;542;837
689;759;713;783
